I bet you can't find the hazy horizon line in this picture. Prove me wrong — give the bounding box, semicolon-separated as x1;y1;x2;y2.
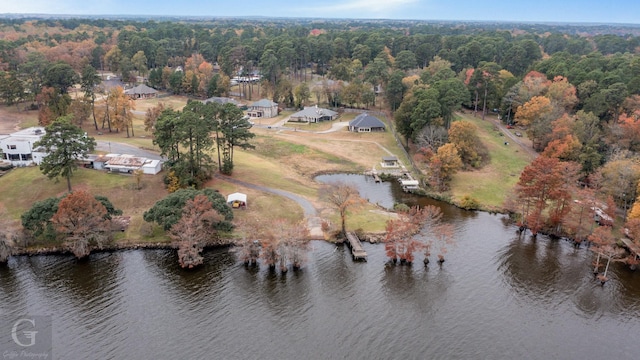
1;12;639;27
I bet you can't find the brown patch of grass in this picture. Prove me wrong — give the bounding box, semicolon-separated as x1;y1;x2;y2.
0;106;39;133
131;94;189;113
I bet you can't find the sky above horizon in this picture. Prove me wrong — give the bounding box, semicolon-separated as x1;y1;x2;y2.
0;0;638;25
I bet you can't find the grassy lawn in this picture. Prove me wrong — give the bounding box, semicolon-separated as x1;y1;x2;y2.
132;94;190;112
0;167;170;242
448;113;533;211
328;205;394;234
232;149;314;196
212;180;304;226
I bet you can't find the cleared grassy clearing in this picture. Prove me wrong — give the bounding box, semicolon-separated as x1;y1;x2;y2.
0;167;169;240
449;113;532;211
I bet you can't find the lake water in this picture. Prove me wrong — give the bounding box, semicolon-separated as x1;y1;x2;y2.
1;175;640;359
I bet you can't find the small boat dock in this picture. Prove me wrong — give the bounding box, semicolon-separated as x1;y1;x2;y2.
345;232;367;261
621;237;640;260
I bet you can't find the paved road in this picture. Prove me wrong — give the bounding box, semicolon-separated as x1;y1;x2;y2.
96;141;164;160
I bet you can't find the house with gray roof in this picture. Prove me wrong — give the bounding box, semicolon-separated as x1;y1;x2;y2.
289;106;338;123
247;99;278;118
203;97;240;106
348;113;386;132
124;84;158;99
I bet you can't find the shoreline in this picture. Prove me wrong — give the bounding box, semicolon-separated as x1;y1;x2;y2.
7;232;392;259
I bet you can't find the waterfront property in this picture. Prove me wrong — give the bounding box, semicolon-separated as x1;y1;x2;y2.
0;127;47;166
348;113;386;132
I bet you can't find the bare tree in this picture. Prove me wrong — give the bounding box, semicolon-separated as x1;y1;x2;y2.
320;181;365;236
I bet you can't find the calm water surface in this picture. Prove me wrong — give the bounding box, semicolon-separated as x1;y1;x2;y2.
1;175;640;359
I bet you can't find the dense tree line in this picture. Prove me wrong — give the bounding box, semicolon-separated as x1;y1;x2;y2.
3;16;640;270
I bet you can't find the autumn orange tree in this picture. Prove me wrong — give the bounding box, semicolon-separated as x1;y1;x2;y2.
144;102;166;132
515;156;579;235
428;143;463;191
104;86;135;137
320;181;366;236
447;120;488;168
542;114;582;162
168;194;224;269
385;205;449;265
51;190;113;259
429;223;456;263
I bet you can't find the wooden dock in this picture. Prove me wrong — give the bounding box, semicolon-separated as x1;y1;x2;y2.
366;168;381;183
345;232;367;261
621;237;640;259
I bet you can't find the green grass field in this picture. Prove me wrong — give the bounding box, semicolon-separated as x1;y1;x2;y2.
0;167;170;240
448;113;533;211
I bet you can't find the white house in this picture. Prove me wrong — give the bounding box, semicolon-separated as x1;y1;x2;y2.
0;127;47;166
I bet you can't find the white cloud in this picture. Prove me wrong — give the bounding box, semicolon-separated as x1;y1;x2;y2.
304;0;418;17
0;1;112;14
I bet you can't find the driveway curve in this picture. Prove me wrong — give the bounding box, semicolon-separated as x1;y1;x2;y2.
214;174;324;239
96;141;164;160
215;174;316;217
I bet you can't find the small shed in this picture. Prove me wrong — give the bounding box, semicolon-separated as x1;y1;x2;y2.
381;156;399;168
141;159;163;175
227;192;247;209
